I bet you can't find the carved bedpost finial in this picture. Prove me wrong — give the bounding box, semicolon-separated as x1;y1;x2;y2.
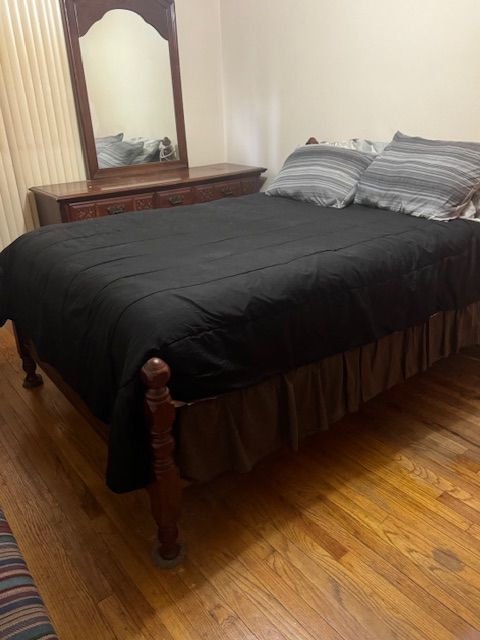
141;357;170;389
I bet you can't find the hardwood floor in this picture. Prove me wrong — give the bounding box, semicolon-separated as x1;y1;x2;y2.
1;323;480;639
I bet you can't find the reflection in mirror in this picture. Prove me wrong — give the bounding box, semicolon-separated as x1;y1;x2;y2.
79;9;177;169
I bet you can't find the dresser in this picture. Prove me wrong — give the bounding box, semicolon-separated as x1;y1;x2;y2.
31;163;266;226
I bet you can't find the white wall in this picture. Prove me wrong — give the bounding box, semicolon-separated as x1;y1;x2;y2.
219;0;480;178
175;0;226;166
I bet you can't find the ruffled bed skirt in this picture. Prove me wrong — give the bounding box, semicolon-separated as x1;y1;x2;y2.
175;302;480;482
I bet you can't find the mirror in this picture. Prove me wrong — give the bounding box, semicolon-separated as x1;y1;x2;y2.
80;10;178;168
61;0;188;179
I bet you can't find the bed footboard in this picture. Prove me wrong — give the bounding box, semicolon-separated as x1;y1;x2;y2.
141;358;184;568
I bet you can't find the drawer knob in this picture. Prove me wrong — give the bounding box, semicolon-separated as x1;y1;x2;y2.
107;205;125;215
221;186;234;197
168;194;185;206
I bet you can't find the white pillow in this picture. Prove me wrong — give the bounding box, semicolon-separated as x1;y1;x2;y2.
463;192;480;221
320;138;389;155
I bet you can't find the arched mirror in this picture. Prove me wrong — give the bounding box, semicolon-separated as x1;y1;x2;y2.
61;0;188;179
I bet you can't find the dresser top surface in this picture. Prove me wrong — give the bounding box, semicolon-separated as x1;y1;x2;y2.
30;163;267;201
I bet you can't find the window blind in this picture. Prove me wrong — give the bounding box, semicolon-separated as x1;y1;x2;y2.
0;0;85;247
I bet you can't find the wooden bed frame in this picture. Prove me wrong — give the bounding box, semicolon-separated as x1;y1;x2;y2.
13;323;184;568
19;138;319;564
11;134;480;571
13;300;480;570
10;139;365;568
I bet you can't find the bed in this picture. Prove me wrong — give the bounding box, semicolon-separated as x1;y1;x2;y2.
2;136;480;566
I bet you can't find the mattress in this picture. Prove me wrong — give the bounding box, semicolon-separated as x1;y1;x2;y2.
1;193;479;491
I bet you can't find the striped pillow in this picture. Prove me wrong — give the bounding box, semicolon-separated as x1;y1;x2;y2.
96;140;144;169
129;138;161;164
95;133;124;147
355;131;480;220
266;145;374;208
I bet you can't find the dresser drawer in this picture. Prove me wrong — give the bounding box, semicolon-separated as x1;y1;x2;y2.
132;193;156;211
193;179;243;203
95;196;136;218
96;193;156;216
66;193;155;221
156;187;194;208
241;177;264;195
66;202;99;222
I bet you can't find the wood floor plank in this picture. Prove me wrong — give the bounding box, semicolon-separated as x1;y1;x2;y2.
306;449;480;630
2;324;480;639
353;416;480;544
312;435;480;578
221;479;464;640
187;493;357;640
98;595;150;640
245;453;480;635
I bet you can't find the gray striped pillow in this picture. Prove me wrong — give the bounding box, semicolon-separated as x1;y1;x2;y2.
130;137;161;164
95;133;124;147
265;145;374;208
97;140;144;169
355;131;480;219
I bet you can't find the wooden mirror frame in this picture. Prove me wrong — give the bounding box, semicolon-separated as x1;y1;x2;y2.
61;0;188;180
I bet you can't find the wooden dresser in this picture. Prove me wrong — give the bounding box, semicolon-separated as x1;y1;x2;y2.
31;163;266;226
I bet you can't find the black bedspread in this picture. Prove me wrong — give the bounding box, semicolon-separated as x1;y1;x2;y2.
1;193;480;491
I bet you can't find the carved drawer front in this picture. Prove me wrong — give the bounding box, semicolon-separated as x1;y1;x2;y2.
193;184;217;203
95;196;136;218
194;179;242;203
66;202;99;222
156;188;194;208
133;193;156;211
241;177;264;195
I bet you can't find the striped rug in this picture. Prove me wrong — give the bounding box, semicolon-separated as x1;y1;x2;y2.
0;510;58;640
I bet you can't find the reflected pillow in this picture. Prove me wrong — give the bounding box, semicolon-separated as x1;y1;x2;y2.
355;131;480;220
97;140;144;168
128;137;161;164
266;144;374;208
95;133;124;148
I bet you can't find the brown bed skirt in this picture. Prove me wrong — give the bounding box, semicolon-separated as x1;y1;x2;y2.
175;302;480;482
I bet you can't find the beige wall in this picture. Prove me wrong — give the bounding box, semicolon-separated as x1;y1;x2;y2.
219;0;480;178
175;0;225;166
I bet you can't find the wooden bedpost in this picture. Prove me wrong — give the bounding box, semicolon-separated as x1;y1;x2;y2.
12;323;43;389
141;357;184;568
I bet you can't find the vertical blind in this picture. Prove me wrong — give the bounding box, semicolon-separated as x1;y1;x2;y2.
0;0;85;248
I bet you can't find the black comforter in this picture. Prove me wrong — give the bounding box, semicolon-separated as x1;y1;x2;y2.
1;193;479;491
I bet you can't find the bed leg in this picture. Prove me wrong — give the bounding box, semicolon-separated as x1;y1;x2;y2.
12;323;43;389
141;358;184;568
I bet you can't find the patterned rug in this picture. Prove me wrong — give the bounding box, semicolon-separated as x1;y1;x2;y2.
0;509;58;639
